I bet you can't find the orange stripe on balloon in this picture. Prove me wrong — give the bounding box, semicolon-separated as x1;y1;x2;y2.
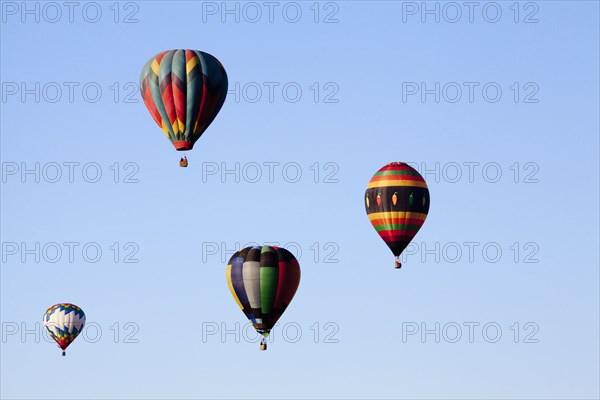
367;211;427;221
367;180;428;189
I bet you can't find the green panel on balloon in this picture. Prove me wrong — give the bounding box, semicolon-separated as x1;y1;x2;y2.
260;267;278;314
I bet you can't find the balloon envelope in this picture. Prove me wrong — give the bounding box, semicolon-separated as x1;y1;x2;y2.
365;162;430;263
44;303;86;352
226;246;300;338
139;49;228;151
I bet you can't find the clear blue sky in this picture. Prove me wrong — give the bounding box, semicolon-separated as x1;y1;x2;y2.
1;1;599;399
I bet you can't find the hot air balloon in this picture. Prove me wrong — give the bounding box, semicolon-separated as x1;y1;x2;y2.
226;246;301;350
139;49;228;166
43;303;86;356
365;162;430;269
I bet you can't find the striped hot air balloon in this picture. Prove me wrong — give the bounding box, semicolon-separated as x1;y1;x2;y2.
43;303;86;356
226;246;301;350
365;162;430;269
139;49;228;164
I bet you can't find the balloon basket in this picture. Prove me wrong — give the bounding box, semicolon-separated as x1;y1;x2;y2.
62;351;66;356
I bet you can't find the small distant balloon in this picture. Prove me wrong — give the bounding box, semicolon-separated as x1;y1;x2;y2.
226;245;301;350
365;162;430;269
44;303;86;356
139;49;228;165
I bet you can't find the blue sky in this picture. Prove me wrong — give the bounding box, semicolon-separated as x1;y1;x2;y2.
1;1;599;399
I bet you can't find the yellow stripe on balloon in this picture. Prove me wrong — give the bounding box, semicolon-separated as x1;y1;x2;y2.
367;180;428;189
170;118;180;135
177;118;185;133
186;57;198;74
367;211;428;221
226;265;244;310
160;121;170;136
151;59;160;75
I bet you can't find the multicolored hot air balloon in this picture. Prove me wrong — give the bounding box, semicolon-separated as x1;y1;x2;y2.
226;246;301;350
43;303;86;356
365;162;430;269
139;49;228;165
